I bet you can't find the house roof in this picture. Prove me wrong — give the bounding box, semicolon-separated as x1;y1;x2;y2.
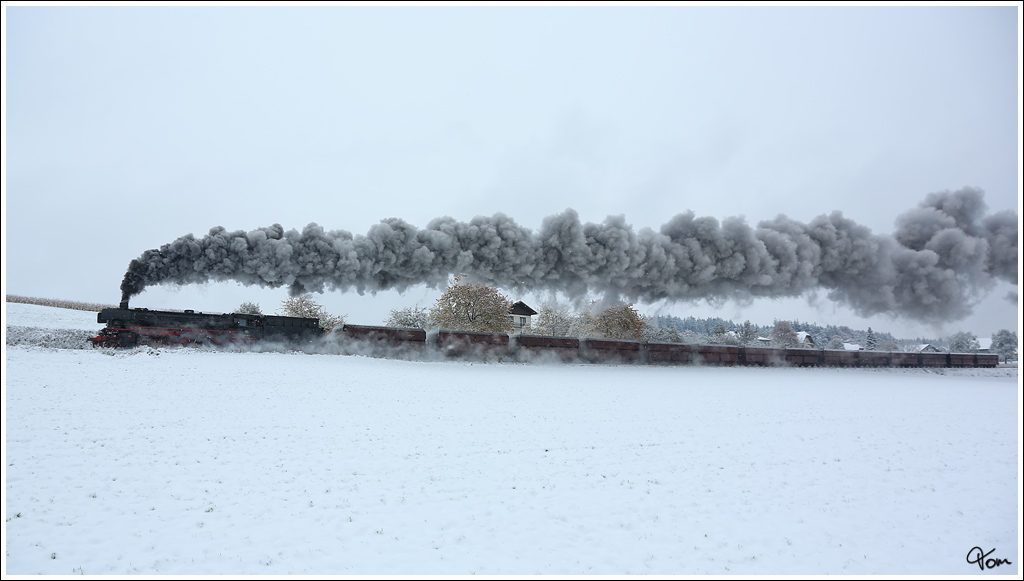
509;301;537;316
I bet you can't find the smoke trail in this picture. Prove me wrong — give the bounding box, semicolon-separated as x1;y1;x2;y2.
120;187;1016;324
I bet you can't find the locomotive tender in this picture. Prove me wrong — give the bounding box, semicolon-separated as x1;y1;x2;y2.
89;304;1000;368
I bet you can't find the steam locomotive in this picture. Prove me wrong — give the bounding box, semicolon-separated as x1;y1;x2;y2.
89;303;1000;369
88;301;323;348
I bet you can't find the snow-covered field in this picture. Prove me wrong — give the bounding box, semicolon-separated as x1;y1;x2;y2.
3;303;1020;575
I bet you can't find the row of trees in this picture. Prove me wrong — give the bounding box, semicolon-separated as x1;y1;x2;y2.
235;297;346;333
383;275;512;333
946;329;1018;362
380;277;790;344
655;315;905;350
656;313;1017;360
381;276;652;340
530;302;648;341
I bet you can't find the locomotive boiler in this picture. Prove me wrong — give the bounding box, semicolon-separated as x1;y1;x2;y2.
88;301;323;348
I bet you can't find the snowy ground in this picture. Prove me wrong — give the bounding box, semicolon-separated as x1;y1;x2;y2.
3;303;1021;575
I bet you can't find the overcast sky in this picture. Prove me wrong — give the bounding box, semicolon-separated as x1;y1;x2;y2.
4;4;1020;340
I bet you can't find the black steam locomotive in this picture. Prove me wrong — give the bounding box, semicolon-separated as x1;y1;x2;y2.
88;301;323;348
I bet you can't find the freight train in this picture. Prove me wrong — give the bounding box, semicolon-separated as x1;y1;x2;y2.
88;302;323;348
89;304;1000;368
336;325;1000;368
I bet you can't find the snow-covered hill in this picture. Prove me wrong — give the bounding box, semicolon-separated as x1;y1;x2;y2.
5;302;103;331
3;304;1020;575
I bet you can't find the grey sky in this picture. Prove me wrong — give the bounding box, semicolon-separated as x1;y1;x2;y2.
4;5;1019;339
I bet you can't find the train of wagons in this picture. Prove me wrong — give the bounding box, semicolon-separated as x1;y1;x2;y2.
88;303;1000;368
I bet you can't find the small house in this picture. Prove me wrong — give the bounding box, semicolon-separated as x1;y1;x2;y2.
509;301;537;335
795;332;815;348
914;344;941;353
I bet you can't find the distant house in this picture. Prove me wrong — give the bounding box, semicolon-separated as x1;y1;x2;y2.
914;344;941;353
508;301;537;335
757;334;819;348
844;342;863;351
978;338;992;353
795;332;815;348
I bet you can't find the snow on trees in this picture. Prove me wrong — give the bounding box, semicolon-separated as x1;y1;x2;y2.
279;295;345;333
946;331;980;353
990;329;1017;362
531;302;648;340
428;276;513;333
769;320;799;348
384;306;432;329
738;321;759;346
590;304;647;341
642;317;685;343
710;323;741;345
879;338;900;351
865;327;878;350
236;301;263;315
643;325;684;343
532;303;585;337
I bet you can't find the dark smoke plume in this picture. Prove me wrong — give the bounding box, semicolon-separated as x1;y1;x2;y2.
121;187;1016;324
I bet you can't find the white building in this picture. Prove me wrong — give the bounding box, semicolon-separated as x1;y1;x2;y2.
508;301;537;335
756;333;815;347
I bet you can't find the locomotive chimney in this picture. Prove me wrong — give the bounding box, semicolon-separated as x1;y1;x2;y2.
120;300;129;310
